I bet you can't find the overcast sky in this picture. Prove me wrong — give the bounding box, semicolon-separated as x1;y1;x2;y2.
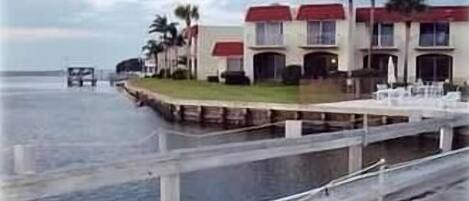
0;0;468;71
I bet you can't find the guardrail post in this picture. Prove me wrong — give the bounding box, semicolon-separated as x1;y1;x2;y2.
158;130;180;201
363;114;369;132
439;125;454;152
14;144;36;175
348;145;362;174
159;131;168;153
161;174;180;201
285;120;302;138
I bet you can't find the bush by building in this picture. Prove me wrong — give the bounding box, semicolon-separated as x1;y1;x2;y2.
221;71;250;85
207;76;219;83
172;69;188;80
282;65;302;85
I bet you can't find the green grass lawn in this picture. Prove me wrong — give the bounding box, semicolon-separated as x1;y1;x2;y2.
132;78;349;104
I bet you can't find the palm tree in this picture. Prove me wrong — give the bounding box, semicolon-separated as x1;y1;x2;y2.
367;0;376;75
165;27;186;73
149;15;179;72
142;40;164;74
174;4;200;78
386;0;427;85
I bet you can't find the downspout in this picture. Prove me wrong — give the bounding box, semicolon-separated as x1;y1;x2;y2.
347;0;356;95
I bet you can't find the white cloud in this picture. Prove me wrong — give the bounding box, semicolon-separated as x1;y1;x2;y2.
0;27;100;42
83;0;139;10
142;0;243;25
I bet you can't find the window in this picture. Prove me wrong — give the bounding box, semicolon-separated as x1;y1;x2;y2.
226;58;243;72
256;22;283;46
372;23;394;47
307;21;336;45
419;22;450;46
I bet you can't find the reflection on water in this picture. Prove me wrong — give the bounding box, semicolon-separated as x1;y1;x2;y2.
0;76;447;201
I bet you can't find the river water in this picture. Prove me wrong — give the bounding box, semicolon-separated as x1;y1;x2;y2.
0;76;448;201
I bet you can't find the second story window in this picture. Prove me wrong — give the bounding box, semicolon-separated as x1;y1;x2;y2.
256;22;283;46
372;23;394;47
420;22;450;46
307;21;336;45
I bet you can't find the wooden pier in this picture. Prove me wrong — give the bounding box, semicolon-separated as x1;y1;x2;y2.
2;116;469;201
67;67;97;87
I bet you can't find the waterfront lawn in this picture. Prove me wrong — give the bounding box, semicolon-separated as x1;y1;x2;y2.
132;78;348;104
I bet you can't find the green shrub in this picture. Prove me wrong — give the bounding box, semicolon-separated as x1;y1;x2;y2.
156;69;171;79
207;76;219;83
221;71;250;85
172;69;188;80
282;65;302;85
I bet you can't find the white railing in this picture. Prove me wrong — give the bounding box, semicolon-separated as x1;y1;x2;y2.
307;33;337;46
2;117;468;201
417;33;455;49
255;33;284;46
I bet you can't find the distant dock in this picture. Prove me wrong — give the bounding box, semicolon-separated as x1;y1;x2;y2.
67;67;97;87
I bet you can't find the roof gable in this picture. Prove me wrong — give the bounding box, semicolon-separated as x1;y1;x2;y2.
245;5;292;22
297;4;346;20
357;6;469;23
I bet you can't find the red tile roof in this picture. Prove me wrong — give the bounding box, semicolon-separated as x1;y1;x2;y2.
297;4;346;20
212;42;244;57
245;5;292;22
357;6;469;23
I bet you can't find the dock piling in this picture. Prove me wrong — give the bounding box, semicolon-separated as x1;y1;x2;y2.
439;126;454;152
160;174;180;201
285;120;302;138
13;145;35;175
348;145;363;174
158;131;168;153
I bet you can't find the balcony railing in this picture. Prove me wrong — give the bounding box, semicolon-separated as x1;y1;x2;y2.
255;34;284;46
248;33;285;49
299;33;339;49
307;34;337;46
416;34;454;51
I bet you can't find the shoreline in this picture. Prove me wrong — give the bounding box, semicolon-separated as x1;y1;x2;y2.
121;81;410;127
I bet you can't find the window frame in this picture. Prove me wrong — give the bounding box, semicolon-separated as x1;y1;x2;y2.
226;57;244;72
255;22;284;46
372;23;394;47
419;22;450;47
307;20;337;45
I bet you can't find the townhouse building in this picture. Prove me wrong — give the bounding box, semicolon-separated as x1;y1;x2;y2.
185;25;244;79
211;3;469;84
143;55;157;77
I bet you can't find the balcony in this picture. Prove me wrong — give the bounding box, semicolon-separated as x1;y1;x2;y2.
415;34;454;51
360;35;398;51
248;33;285;50
300;34;339;49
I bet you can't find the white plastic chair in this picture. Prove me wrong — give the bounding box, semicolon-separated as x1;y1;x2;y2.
439;91;461;108
375;84;389;101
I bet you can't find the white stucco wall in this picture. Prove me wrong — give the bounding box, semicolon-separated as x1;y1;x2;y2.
355;21;469;84
244;19;352;82
195;26;243;80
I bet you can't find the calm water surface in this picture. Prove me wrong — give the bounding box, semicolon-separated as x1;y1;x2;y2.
1;76;444;201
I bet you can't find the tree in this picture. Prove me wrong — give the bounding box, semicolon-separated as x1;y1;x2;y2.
165;27;186;73
142;40;164;74
386;0;427;84
174;4;199;79
149;15;179;72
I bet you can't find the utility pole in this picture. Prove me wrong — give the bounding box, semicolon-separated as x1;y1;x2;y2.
367;0;376;72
